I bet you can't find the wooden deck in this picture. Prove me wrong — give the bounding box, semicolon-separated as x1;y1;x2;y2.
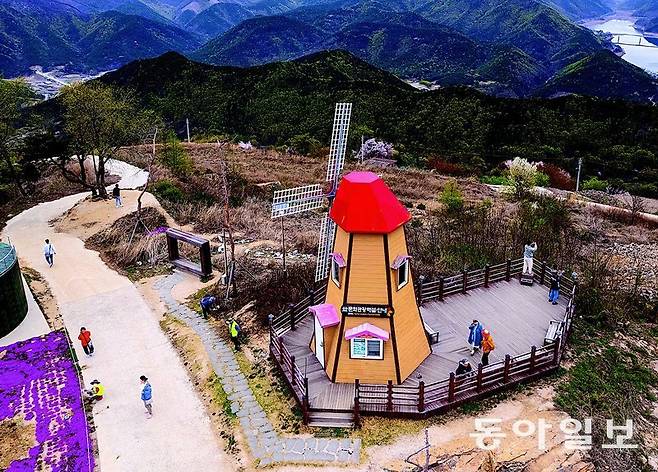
280;279;567;410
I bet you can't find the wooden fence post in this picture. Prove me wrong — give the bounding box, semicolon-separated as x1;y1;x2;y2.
418;381;425;412
417;275;425;305
462;270;468;294
278;336;284;366
289;303;296;331
308;283;316;306
387;380;393;411
439;277;444;301
303;377;310;424
553;338;561;365
529;346;536;374
476;363;483;392
506;259;512;281
290;355;296;379
503;354;511;383
484;264;490;288
353;395;361;429
448;373;455;402
540;262;546;285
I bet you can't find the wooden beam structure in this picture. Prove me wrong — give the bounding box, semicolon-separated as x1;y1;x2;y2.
165;228;212;278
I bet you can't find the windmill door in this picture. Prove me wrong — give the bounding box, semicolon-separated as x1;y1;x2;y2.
314;315;325;368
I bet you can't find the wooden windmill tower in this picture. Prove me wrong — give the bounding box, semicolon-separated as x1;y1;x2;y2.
308;171;431;384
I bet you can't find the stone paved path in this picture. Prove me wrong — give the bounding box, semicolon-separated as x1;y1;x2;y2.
155;272;361;467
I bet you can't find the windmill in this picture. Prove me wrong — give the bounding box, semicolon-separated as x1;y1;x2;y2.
271;102;352;282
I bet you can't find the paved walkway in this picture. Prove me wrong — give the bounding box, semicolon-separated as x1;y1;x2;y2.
3;182;231;469
156;272;361;467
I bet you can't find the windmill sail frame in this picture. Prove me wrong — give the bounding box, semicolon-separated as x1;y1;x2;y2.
271;184;324;218
315;214;337;282
326;103;352;186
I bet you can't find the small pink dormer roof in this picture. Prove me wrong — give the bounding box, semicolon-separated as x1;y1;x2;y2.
309;303;340;328
329;171;411;234
344;323;390;341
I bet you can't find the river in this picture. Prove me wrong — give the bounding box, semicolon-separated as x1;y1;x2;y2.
585;18;658;74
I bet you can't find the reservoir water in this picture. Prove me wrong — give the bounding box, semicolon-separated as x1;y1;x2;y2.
586;18;658;74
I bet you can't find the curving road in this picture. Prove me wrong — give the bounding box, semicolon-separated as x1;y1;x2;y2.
2;163;230;471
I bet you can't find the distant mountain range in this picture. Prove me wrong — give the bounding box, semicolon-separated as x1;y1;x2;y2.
0;0;201;76
1;0;656;101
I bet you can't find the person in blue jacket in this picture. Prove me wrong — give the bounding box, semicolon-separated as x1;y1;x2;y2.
468;319;483;355
140;375;153;417
200;294;216;319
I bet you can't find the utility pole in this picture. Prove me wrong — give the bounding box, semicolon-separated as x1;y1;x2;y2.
280;217;287;274
186;118;191;143
575;157;583;192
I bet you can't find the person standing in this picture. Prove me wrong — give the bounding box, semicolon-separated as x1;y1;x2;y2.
481;329;495;366
43;239;56;267
113;184;122;208
228;319;241;351
78;327;94;356
140;375;153;417
523;242;537;275
200;294;216;319
468;319;483;355
548;271;562;305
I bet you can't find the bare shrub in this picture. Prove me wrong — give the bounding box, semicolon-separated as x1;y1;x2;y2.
86;207;168;270
208;257;315;323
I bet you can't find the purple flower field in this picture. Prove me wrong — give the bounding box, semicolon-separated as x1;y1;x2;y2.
0;331;93;472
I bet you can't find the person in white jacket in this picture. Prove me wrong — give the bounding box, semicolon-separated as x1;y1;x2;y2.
522;242;537;275
43;239;56;267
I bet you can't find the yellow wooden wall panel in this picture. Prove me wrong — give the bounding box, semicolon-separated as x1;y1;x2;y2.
335;316;397;384
346;234;387;305
388;227;431;381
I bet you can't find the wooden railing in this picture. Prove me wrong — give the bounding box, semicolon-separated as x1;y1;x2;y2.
270;283;327;337
356;278;577;418
269;326;310;422
418;258;575;305
269;260;577;424
357;341;561;417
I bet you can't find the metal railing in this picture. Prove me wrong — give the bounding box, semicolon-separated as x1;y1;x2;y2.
0;244;17;276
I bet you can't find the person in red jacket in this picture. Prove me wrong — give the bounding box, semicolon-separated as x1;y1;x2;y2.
78;327;95;356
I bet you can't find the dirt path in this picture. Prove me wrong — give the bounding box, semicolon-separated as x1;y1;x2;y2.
3;192;231;470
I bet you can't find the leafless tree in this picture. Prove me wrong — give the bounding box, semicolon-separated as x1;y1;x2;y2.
128;128;159;244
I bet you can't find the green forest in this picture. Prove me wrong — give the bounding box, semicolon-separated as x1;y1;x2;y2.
98;51;658;195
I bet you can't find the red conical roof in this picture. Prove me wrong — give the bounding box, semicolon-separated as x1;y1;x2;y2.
329;171;411;234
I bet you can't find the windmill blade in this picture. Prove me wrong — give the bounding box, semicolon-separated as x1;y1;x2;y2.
326;102;352;184
271;184;324;218
315;213;336;282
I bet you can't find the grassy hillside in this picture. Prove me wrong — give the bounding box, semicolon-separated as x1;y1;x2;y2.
414;0;602;70
96;51;658;195
194;16;324;67
539;50;658;101
541;0;612;20
185;3;255;39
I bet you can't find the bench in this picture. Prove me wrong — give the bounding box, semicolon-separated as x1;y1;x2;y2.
424;321;440;345
544;320;563;345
